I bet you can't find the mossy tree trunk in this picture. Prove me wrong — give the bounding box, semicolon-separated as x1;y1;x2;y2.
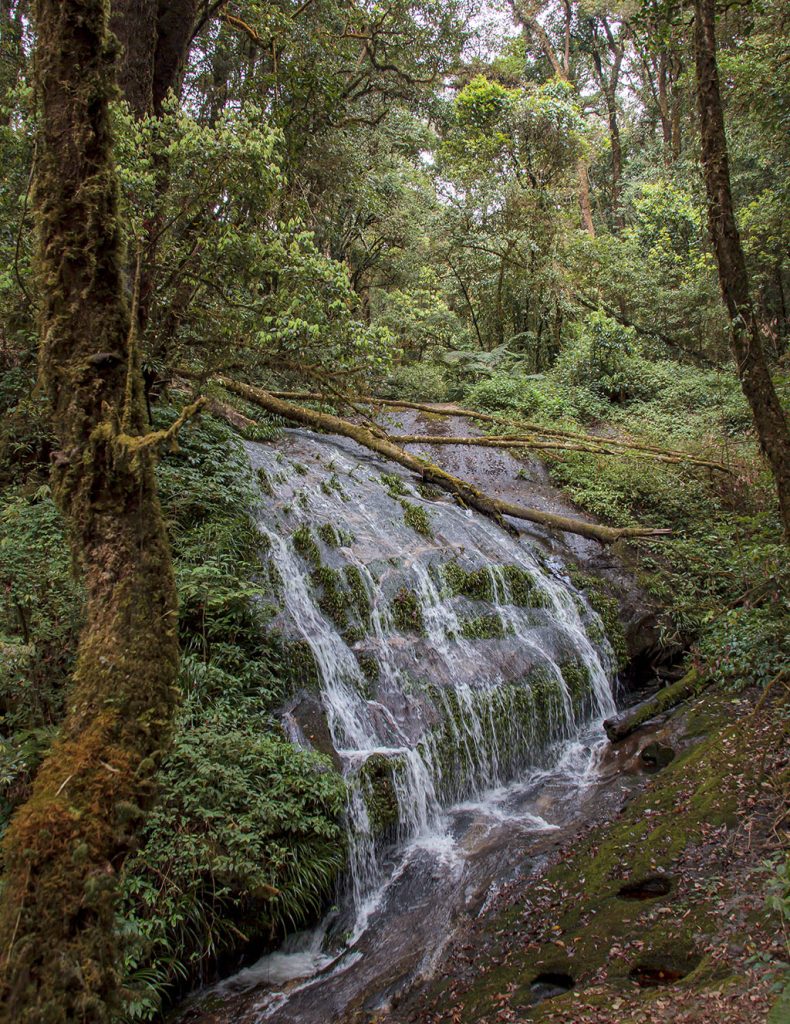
693;0;790;539
0;0;184;1018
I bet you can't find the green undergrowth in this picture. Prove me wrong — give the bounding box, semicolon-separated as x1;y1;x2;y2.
0;409;347;1020
461;355;788;677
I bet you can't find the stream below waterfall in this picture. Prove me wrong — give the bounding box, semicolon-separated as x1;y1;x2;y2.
179;410;654;1024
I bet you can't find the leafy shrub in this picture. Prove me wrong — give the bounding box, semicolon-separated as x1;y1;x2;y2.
552;312;662;404
381;360;451;402
118;410;349;1016
122;707;345;1017
463;370;567;419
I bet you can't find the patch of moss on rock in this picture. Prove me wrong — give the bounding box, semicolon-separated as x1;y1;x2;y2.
359;753;401;837
380;472;409;498
344;565;371;622
312;565;348;628
317;522;354;547
500;564;551;608
442;562;495;602
459;614;511;640
401;499;433;537
391;588;425;634
292;524;321;567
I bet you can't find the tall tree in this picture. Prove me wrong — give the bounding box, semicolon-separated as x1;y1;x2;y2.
512;0;596;237
0;0;200;1017
693;0;790;536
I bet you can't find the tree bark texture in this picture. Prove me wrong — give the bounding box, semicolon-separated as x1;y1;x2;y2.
0;0;182;1018
694;0;790;537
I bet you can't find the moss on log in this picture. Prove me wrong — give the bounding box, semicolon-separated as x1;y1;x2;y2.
604;669;708;742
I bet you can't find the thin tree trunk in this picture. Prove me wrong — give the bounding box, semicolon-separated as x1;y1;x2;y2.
0;0;193;1017
693;0;790;537
577;159;595;237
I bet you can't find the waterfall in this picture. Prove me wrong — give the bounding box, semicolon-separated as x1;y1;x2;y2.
246;429;617;922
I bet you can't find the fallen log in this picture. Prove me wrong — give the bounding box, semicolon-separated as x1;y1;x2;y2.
267;390;730;472
217;377;672;545
393;434;728;472
603;669;708;742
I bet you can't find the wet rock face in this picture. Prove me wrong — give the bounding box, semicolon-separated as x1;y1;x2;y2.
246;425;619;919
380;409;662;675
284;693;342;770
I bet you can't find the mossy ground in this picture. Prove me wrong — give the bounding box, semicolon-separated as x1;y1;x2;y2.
386;685;788;1024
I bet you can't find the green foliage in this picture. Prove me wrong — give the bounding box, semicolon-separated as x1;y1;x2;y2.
0;488;82;729
463;371;564;418
553;312;654;404
382;361;452;402
459;614;510;640
120;412;346;1014
122;719;345;1015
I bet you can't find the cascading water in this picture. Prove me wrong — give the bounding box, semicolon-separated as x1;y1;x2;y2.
245;427;617;932
189;421;633;1023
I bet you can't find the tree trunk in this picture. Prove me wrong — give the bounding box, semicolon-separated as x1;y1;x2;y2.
693;0;790;538
602;86;622;220
577;159;595;238
0;0;184;1018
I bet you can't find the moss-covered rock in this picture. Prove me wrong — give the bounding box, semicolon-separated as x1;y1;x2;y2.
359;753;401;837
401;499;433;537
391;588;425;634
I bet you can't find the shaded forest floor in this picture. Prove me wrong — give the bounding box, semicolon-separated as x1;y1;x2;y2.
378;684;788;1024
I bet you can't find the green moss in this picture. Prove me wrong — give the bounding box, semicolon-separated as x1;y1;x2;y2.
380;472;410;497
317;522;354;547
292;524;321;567
320;473;347;499
500;564;551;608
401;499;433;537
560;660;592;715
391;588;425;634
359;753;401;836
442;562;495;602
343;565;371;621
459;614;511;640
312;566;348;628
569;569;628;668
355;651;380;685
